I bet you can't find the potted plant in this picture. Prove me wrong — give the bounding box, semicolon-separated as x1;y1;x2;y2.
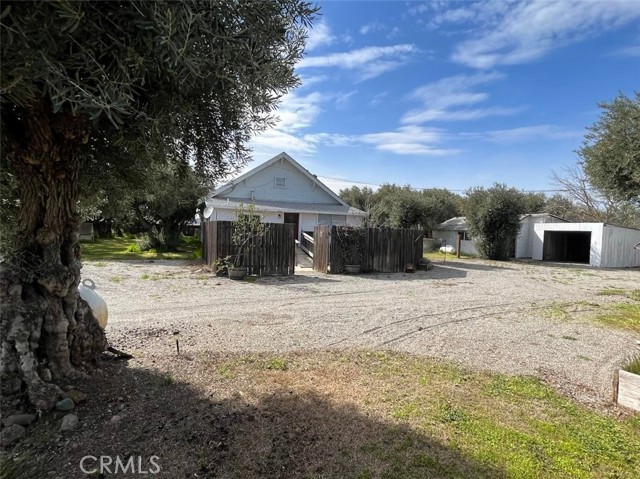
336;227;365;274
229;203;267;280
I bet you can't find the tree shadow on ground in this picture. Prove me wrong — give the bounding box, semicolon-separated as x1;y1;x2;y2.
11;359;506;479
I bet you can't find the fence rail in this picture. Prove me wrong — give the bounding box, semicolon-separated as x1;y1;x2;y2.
300;231;315;257
313;226;423;274
202;221;295;275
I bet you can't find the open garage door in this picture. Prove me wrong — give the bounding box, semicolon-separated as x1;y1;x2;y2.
543;231;591;264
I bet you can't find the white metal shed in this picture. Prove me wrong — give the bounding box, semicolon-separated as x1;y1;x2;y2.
532;222;640;267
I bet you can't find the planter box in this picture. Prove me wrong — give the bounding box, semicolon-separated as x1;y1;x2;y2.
614;369;640;412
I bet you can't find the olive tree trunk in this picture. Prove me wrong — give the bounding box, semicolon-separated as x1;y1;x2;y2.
0;100;106;410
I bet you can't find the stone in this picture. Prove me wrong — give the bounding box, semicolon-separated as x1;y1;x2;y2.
64;390;86;404
40;368;52;382
60;414;78;431
0;424;25;447
109;415;122;424
3;414;36;427
55;398;75;412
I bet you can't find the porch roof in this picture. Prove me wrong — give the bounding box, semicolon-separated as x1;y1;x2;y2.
205;197;367;216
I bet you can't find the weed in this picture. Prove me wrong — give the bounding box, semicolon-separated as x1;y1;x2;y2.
577;355;592;361
158;373;174;386
596;303;640;333
543;303;570;321
561;335;578;341
95;261;107;267
266;357;288;371
140;273;150;280
109;275;125;283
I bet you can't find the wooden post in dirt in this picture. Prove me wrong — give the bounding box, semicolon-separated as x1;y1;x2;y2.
456;233;462;259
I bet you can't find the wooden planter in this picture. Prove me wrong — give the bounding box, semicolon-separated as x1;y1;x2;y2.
613;369;640;412
344;264;361;274
228;266;248;280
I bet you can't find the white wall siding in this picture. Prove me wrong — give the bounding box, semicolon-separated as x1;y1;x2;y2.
601;225;640;268
300;213;318;234
460;240;479;256
516;215;566;259
217;159;340;204
210;207;283;224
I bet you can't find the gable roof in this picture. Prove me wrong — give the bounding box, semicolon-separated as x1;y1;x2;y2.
210;152;350;207
435;217;469;231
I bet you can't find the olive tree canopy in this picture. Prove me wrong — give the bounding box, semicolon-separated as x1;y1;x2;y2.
0;0;317;408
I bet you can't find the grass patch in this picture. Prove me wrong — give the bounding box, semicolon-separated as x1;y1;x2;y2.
109;275;125;283
424;251;476;261
623;355;640;375
190;351;640;478
542;303;571;321
266;357;288;371
81;235;200;261
596;303;640;333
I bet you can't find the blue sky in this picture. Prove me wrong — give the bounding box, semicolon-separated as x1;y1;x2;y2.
247;0;640;194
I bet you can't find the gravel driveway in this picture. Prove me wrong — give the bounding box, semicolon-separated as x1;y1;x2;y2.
84;258;639;406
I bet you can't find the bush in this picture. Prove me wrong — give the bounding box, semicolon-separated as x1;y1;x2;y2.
464;184;527;260
125;243;142;253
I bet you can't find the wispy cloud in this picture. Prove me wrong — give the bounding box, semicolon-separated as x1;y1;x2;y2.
613;44;640;58
413;0;640;68
305;20;335;52
359;21;385;35
359;126;460;156
402;72;522;124
460;125;581;143
297;44;418;81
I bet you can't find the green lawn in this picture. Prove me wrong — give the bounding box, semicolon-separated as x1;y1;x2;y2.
200;351;640;479
81;235;201;261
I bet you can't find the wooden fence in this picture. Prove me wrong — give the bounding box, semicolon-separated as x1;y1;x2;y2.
313;225;424;274
202;221;295;275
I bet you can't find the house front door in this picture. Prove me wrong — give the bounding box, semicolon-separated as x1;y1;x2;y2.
283;213;300;241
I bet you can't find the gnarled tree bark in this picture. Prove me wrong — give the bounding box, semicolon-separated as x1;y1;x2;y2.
0;100;106;410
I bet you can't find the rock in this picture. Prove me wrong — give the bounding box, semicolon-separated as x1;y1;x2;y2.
64;390;86;404
40;368;52;382
0;424;25;447
60;414;78;431
3;414;36;427
109;415;121;424
55;398;75;412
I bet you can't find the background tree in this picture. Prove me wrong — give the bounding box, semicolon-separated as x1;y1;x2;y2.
579;93;640;204
464;184;528;260
0;0;316;408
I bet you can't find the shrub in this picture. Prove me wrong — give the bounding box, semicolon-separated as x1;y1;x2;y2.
464;184;528;260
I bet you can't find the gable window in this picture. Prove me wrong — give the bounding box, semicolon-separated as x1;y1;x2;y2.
274;177;286;189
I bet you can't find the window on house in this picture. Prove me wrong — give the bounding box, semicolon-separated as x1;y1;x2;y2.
318;214;347;226
463;231;473;241
274;177;286;189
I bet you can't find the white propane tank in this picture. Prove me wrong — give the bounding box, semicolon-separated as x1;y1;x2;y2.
78;279;108;329
439;245;456;254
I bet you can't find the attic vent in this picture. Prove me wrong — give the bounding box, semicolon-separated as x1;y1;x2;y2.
274;177;286;189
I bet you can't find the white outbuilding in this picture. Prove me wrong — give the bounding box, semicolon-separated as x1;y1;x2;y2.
531;222;640;268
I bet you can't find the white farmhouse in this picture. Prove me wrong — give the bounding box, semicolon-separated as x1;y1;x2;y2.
203;152;367;240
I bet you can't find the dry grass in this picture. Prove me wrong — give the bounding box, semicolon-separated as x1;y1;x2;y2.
8;350;640;479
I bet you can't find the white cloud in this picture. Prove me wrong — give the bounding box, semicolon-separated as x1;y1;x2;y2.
461;125;581;142
359;126;460;156
614;44;640;57
305;20;335;52
297;44;418;81
402;72;522;124
359;22;385;35
442;0;640;68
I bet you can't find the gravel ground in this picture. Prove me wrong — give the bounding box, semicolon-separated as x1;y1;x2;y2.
84;258;640;406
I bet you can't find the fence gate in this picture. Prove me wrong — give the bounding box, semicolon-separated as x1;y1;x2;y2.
202;221;295;275
312;225;331;273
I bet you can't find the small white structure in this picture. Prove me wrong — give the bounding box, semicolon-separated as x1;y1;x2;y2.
432;217;478;255
532;222;640;267
203;152;366;240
